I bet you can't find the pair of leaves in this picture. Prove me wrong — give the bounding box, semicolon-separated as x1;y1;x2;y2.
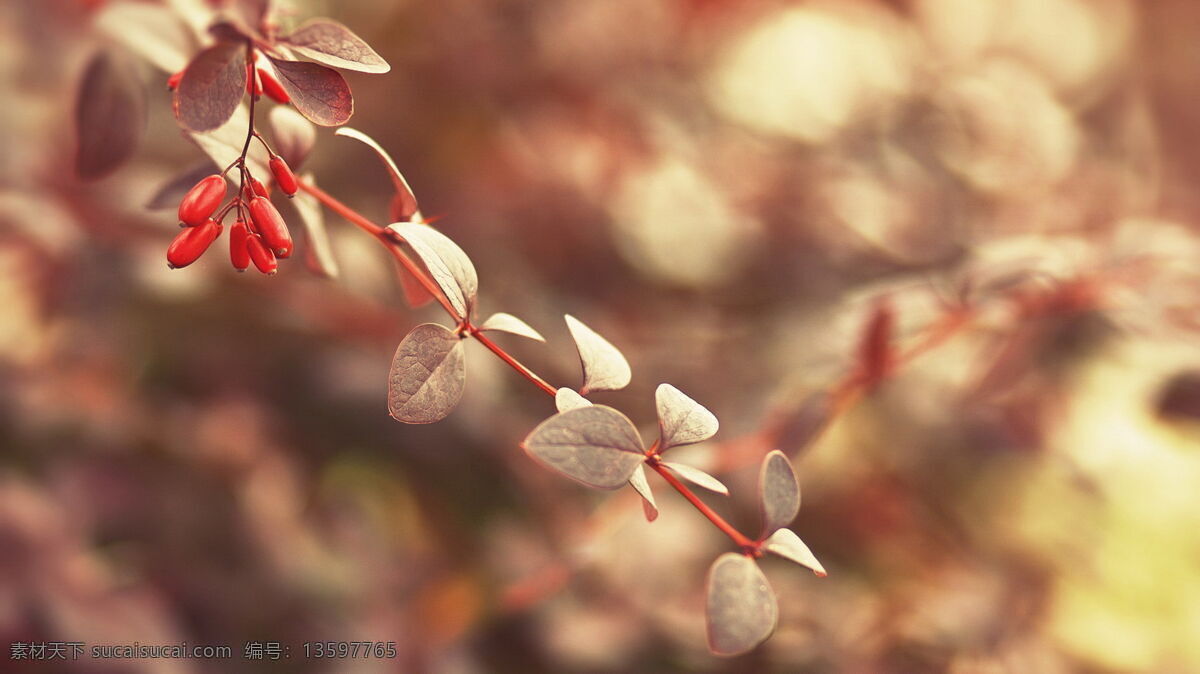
260;17;389;126
705;450;825;657
549;386;662;520
544;382;725;519
176;16;388;131
756;450;824;576
529;382;724;496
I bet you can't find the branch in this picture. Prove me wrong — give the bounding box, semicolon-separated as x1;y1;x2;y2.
296;175;759;551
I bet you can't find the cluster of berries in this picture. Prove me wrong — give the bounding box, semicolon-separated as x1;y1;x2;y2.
167;156;299;273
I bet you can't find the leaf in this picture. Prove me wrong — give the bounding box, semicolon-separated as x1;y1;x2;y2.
96;1;196;73
762;529;826;577
230;0;271;34
706;553;778;656
282;18;391;74
398;265;436;309
334;127;419;219
269;105;316;169
655;383;719;450
565;315;631;392
388;222;478;320
266;57;353;127
661;462;728;496
555;387;592;412
185;104;269;175
521;406;645;490
175;41;247;132
292;172;339;279
759;450;800;537
145;162;215;210
478;313;545;342
75;50;146;180
387;323;467;424
207;21;255;44
628;464;658;522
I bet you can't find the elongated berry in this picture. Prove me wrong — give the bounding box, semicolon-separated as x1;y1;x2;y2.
245;232;278;275
258;69;290;104
246;64;262;97
167;219;222;269
178;175;227;226
248;196;292;258
269;156;298;197
249;176;270;198
229;220;251;272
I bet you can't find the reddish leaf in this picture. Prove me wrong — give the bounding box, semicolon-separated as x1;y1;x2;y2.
398;266;436;309
283;18;390;73
266;57;353;127
75;50;146;180
175;41;247;132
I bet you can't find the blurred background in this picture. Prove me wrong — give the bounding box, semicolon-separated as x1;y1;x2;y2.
3;0;1200;671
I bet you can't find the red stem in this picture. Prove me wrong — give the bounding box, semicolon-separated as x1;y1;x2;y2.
648;459;756;550
296;176;758;551
468;326;558;396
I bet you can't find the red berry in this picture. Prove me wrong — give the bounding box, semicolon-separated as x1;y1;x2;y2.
230;220;251;272
167;70;184;91
245;232;278;275
258;69;290;104
167;219;222;269
248;196;292;258
249;176;270;198
246;63;262;98
178;174;227;226
269;156;298;197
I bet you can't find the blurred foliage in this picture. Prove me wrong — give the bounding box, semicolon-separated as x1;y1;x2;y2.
3;0;1200;671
